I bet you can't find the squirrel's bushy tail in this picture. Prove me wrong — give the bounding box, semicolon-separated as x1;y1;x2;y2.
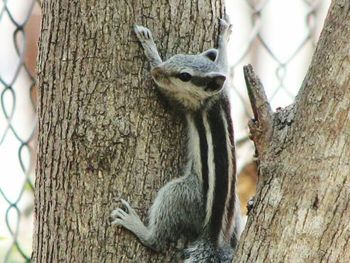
184;240;233;263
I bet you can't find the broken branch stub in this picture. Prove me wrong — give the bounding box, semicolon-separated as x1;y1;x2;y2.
243;64;273;158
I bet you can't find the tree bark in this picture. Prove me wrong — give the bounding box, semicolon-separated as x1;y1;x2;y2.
33;0;223;262
236;1;350;262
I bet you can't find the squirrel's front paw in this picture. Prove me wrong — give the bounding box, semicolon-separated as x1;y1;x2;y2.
219;18;232;40
111;199;142;231
134;25;153;42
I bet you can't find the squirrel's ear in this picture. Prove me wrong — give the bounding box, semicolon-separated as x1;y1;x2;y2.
204;72;226;92
201;49;218;62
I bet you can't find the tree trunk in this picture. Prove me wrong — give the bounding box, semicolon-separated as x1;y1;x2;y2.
33;0;223;262
236;1;350;262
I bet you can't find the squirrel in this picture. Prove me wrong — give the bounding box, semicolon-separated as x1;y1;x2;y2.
111;19;243;262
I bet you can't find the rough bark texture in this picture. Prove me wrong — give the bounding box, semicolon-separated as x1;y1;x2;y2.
236;1;350;262
33;0;223;262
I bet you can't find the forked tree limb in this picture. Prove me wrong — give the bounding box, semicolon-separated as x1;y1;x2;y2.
236;1;350;262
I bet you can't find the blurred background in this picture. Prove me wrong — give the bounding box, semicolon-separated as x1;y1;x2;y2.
0;0;330;262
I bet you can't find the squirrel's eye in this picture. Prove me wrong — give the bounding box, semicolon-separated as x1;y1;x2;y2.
178;72;192;82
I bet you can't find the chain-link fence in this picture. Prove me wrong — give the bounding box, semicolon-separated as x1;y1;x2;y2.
0;0;40;262
0;0;330;262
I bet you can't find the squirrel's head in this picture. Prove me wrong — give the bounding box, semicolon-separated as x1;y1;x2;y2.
150;49;226;110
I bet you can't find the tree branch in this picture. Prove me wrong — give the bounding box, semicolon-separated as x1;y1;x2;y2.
236;1;350;261
243;64;273;158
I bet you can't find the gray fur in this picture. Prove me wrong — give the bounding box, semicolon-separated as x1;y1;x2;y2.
111;20;243;261
163;54;220;73
112;172;203;251
185;240;233;263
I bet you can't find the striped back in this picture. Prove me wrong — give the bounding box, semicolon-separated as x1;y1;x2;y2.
187;95;236;246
